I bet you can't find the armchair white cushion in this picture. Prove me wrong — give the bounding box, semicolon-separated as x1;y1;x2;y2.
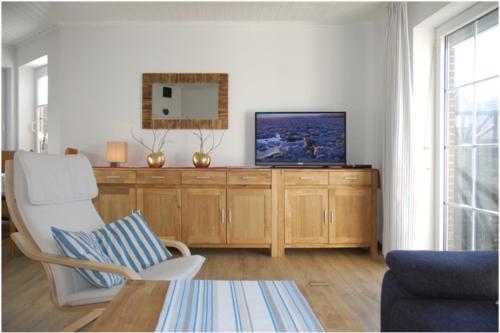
13;151;204;306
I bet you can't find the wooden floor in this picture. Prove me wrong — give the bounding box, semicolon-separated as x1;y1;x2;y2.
2;243;387;332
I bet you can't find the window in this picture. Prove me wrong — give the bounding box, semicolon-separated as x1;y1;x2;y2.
443;9;498;250
35;67;48;153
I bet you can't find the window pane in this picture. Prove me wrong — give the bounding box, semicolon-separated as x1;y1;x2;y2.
475;212;499;250
448;147;473;205
447;206;472;250
475;146;499;212
448;86;474;144
449;37;475;87
475;78;499;144
476;25;499;80
36;75;48;106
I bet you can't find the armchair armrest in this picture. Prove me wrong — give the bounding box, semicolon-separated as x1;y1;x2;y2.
159;238;191;257
11;232;141;280
386;250;498;301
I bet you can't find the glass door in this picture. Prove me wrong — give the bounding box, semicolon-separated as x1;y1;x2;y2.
443;9;499;250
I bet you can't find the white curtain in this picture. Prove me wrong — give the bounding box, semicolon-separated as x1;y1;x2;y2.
382;2;415;255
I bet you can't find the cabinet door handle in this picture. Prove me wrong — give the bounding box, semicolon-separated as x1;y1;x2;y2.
151;176;165;179
344;176;358;180
323;209;327;224
107;175;121;179
196;176;211;180
300;176;313;180
221;209;225;224
228;209;232;224
330;209;334;225
241;176;256;180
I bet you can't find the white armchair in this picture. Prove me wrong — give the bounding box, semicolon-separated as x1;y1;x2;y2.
6;151;204;330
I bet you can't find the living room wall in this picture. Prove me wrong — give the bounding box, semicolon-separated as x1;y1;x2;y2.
15;21;385;167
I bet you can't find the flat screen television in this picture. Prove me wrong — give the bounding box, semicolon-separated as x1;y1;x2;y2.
255;112;346;166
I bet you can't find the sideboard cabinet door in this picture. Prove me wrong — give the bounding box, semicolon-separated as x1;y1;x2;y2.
181;188;227;245
329;187;371;245
137;188;181;240
227;188;271;245
285;189;329;244
94;185;136;223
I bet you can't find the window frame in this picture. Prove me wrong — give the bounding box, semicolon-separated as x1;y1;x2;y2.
435;3;499;250
34;65;48;153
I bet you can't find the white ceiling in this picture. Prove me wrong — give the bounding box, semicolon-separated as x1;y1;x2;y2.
2;1;386;46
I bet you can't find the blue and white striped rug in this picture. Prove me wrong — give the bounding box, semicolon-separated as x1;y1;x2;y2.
155;280;324;332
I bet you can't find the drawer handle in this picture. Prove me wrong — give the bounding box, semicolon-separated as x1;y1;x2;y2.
300;176;313;180
196;176;211;180
106;175;121;179
344;176;358;180
151;176;165;179
241;176;257;180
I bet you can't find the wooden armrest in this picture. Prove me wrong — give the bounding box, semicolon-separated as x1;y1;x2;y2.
11;232;140;280
159;238;191;257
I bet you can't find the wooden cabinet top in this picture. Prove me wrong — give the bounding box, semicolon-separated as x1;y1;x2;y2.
93;166;377;171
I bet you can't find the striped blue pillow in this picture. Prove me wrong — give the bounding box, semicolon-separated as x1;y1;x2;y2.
51;227;124;288
93;211;172;272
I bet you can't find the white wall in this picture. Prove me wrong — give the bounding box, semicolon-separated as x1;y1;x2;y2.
2;45;17;149
17;65;35;150
29;21;384;168
16;29;61;153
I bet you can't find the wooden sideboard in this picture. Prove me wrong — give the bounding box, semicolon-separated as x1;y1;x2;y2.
93;167;378;257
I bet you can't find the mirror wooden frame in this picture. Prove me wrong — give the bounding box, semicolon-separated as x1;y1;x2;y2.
142;73;228;129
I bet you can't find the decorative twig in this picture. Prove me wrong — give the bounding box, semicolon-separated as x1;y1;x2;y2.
157;129;171;152
191;126;225;154
206;131;225;154
131;128;153;153
131;127;171;153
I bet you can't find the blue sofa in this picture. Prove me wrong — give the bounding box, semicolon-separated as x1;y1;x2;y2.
381;250;498;332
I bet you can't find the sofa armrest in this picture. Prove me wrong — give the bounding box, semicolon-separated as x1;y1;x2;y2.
11;232;141;280
386;250;498;301
160;238;191;257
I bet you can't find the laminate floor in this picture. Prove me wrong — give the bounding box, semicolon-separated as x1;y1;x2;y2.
2;244;387;332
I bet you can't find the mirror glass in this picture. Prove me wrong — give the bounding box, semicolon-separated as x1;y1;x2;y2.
152;83;219;120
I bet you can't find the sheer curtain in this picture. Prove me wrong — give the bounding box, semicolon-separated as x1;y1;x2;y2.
383;2;415;255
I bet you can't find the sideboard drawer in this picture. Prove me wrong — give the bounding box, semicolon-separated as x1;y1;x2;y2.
227;171;271;185
182;171;226;185
137;170;181;185
94;169;136;184
330;171;372;186
285;171;329;186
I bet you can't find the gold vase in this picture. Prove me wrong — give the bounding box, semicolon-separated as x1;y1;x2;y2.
147;152;165;168
192;152;211;168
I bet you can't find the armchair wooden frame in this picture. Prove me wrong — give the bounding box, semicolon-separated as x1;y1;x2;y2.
4;160;192;331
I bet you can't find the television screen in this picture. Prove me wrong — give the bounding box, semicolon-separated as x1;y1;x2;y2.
255;112;346;166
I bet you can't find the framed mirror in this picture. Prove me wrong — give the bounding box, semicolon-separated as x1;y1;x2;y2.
142;73;228;129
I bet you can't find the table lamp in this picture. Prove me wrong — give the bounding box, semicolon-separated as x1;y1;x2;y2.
106;141;128;167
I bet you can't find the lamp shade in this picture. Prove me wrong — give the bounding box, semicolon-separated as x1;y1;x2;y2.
106;141;128;163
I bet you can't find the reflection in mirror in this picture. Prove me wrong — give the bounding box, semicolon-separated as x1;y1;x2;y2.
152;83;218;120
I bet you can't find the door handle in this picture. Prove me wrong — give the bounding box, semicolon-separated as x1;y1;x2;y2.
323;209;327;224
330;209;334;225
221;209;225;224
228;209;232;224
